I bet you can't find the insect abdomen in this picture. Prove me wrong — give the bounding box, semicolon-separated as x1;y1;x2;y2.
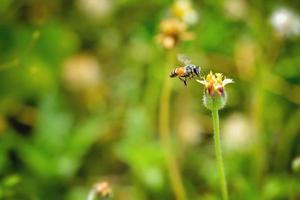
170;70;177;77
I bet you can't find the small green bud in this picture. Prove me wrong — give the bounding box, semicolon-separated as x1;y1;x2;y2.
203;91;227;111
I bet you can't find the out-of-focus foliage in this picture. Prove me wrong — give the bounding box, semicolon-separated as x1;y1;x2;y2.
0;0;300;199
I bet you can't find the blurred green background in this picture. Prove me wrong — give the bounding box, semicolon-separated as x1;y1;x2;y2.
0;0;300;199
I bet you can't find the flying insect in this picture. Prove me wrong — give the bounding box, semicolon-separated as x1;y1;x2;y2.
169;54;201;86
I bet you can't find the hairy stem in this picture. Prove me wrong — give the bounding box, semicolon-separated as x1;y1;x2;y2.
159;52;187;200
212;106;228;200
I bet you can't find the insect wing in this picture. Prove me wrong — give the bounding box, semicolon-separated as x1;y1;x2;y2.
177;54;192;65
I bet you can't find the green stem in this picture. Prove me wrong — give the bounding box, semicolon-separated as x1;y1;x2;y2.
211;106;228;200
159;51;187;200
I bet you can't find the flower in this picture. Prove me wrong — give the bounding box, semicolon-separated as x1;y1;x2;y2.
197;71;233;110
77;0;114;21
178;116;204;146
197;71;233;96
223;0;248;20
292;156;300;173
171;0;198;25
222;113;251;151
156;18;194;49
94;182;111;198
270;8;300;37
62;54;102;92
87;181;111;200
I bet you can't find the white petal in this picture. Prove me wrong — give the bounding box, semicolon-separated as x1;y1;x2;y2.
196;79;206;85
223;78;234;85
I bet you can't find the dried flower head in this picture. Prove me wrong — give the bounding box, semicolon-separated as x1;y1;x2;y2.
156;18;194;49
171;0;198;25
197;71;233;110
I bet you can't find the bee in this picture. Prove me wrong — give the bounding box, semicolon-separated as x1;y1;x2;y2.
170;54;201;86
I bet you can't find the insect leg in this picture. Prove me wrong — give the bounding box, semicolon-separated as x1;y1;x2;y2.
178;77;187;86
184;80;187;86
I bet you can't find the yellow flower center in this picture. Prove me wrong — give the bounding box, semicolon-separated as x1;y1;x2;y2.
197;71;233;98
202;72;226;95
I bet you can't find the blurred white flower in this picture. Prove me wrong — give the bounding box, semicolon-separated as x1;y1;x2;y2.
182;9;198;25
87;181;111;200
224;0;248;20
171;0;199;25
177;116;203;146
292;156;300;173
222;113;251;151
270;8;300;37
62;54;101;92
77;0;114;20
